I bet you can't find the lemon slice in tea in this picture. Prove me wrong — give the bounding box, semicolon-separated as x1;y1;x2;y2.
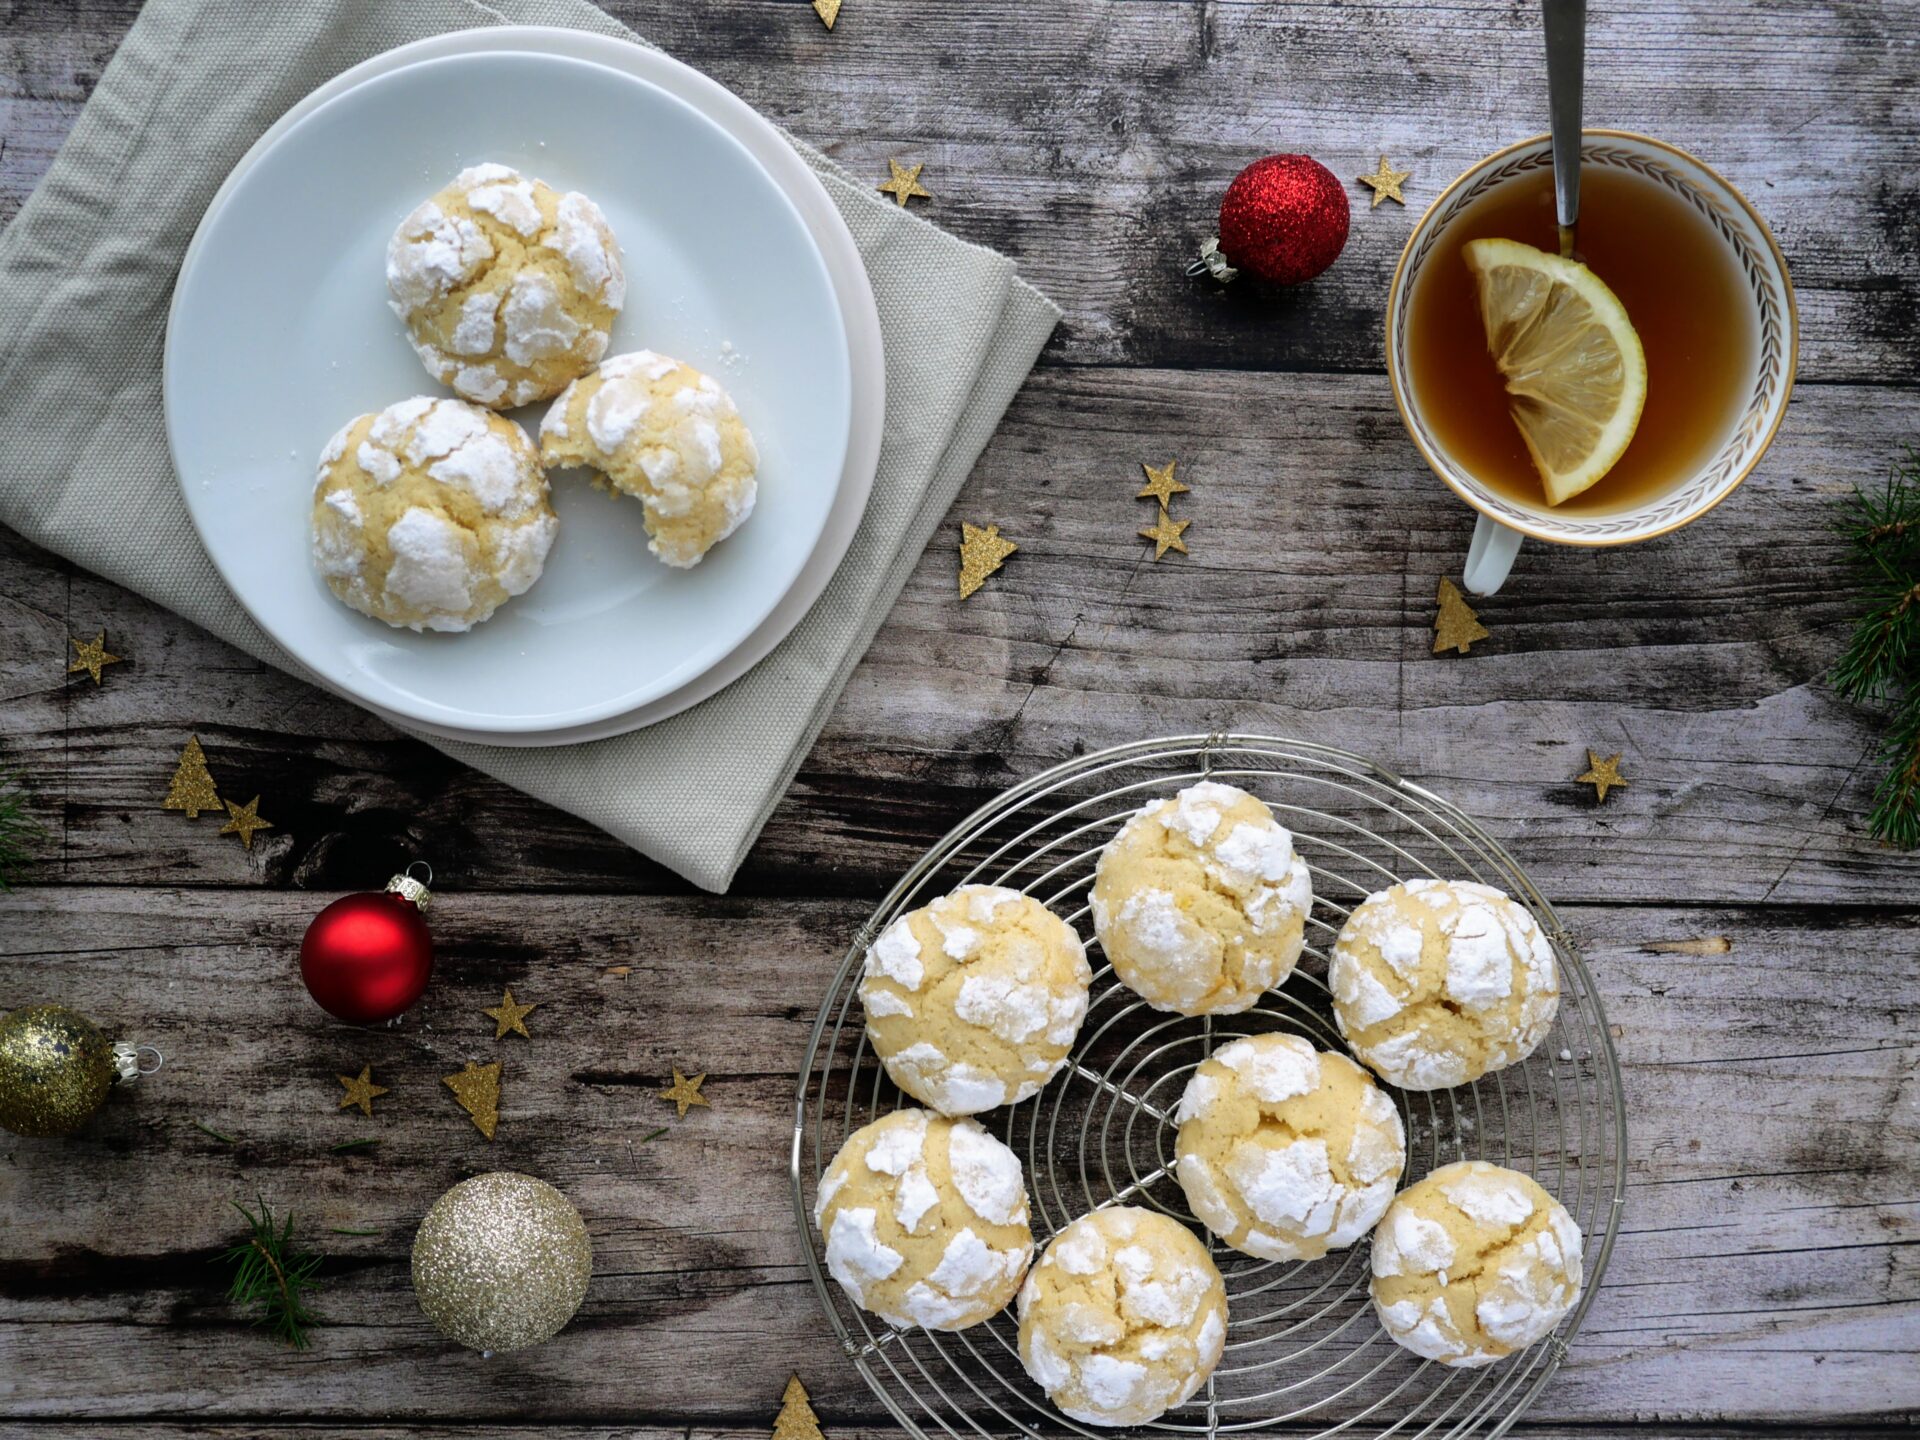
1462;237;1648;506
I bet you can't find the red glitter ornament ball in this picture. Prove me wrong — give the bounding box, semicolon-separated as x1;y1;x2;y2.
299;869;435;1024
1212;154;1350;286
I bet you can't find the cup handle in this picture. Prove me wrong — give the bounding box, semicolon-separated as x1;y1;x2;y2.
1463;514;1523;595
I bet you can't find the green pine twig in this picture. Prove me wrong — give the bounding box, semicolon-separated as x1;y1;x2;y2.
1832;448;1920;847
0;772;47;892
219;1197;322;1349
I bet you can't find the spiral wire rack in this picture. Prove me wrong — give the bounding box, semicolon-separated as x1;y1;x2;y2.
793;736;1626;1440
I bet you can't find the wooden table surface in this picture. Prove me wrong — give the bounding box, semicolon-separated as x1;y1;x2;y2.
2;1;1916;1436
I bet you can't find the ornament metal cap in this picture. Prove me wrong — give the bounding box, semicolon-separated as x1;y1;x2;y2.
386;861;434;911
1187;236;1241;284
110;1040;164;1084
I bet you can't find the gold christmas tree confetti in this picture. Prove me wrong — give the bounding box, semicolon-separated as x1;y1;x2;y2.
1576;749;1628;803
1139;510;1191;559
1432;578;1489;655
336;1065;389;1118
163;736;221;819
658;1067;710;1119
878;158;932;207
443;1060;502;1140
219;795;274;850
1137;459;1189;508
812;0;841;28
958;521;1018;599
773;1374;825;1440
1357;154;1414;207
484;987;539;1040
67;633;122;686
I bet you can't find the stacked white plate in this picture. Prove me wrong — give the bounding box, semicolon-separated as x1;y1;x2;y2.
165;27;883;746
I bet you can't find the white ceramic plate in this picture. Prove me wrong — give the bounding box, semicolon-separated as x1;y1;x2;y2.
167;48;853;733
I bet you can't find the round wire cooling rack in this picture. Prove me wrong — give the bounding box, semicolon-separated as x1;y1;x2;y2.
792;735;1627;1440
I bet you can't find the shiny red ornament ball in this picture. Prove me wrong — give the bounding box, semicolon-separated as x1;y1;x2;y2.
1215;154;1350;286
299;872;435;1024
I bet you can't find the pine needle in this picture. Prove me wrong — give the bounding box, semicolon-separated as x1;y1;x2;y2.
219;1197;322;1349
1833;448;1920;848
328;1138;379;1153
0;772;46;892
194;1120;237;1144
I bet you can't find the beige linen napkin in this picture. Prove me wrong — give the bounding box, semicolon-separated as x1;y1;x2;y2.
0;0;1058;891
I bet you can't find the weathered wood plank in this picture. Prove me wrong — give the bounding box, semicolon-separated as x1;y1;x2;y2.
2;0;1916;382
1;372;1912;903
1;891;1914;1423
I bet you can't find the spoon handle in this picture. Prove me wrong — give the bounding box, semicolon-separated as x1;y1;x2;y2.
1542;0;1587;238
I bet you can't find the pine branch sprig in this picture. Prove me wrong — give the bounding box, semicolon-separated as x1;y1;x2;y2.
1832;448;1920;847
0;772;48;892
220;1197;322;1349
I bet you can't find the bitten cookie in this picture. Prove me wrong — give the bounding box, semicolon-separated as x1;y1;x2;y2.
815;1109;1033;1331
1017;1207;1228;1427
386;163;624;408
1370;1160;1583;1367
1174;1033;1405;1262
861;885;1091;1116
311;396;557;632
1089;782;1313;1015
540;351;759;568
1329;880;1559;1091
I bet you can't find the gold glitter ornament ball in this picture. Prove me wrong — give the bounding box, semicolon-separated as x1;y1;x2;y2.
0;1005;120;1137
411;1172;592;1353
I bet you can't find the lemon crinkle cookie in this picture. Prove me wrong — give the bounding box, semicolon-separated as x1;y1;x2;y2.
813;1109;1034;1331
1370;1160;1584;1367
1089;781;1313;1016
540;350;759;568
1329;879;1559;1091
311;397;557;632
1017;1207;1228;1427
860;885;1091;1116
386;163;624;408
1174;1033;1405;1262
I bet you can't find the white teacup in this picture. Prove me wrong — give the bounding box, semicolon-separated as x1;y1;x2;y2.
1386;131;1798;595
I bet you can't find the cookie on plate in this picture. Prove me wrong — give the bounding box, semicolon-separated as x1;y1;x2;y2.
311;396;557;632
540;351;758;569
1174;1033;1405;1262
813;1108;1034;1331
1017;1207;1228;1428
1329;879;1559;1091
386;163;624;408
860;884;1091;1116
1370;1160;1583;1367
1089;781;1313;1015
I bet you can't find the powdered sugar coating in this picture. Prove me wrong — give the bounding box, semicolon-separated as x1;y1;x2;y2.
1017;1208;1227;1426
310;397;556;632
1330;880;1559;1091
815;1110;1033;1331
387;164;624;408
1175;1034;1406;1262
860;885;1091;1116
1091;782;1314;1015
1370;1161;1583;1367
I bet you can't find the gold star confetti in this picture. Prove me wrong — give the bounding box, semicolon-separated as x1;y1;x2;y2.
162;736;221;819
812;0;841;27
219;795;273;850
336;1065;389;1117
658;1067;710;1119
484;987;539;1040
958;521;1018;599
66;632;121;685
1137;459;1190;508
1139;510;1191;559
1576;749;1628;803
442;1060;501;1140
1357;154;1414;207
1432;578;1490;655
878;158;932;207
